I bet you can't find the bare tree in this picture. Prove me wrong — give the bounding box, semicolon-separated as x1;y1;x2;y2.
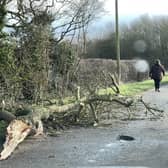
4;0;105;43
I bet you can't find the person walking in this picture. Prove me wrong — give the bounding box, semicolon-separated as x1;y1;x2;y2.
149;59;165;92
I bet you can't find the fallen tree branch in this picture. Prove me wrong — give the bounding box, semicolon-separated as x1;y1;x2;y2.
0;93;163;160
139;97;164;117
85;95;133;107
109;73;120;94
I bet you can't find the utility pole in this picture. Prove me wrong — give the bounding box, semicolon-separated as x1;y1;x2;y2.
115;0;121;84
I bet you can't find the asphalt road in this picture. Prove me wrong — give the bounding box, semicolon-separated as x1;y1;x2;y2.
1;86;168;168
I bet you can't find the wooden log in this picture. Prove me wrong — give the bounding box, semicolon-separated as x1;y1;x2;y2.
0;120;31;160
0;101;84;160
0;111;16;123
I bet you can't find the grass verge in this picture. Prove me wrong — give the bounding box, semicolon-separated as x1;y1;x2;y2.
99;75;168;96
120;75;168;96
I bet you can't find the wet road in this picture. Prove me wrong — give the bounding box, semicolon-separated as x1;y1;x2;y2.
1;86;168;168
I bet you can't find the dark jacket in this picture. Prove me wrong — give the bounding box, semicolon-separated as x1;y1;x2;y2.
149;64;165;80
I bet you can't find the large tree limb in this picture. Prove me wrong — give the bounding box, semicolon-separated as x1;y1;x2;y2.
0;93;162;160
0;101;84;160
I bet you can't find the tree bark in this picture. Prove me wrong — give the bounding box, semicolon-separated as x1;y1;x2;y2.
0;111;16;123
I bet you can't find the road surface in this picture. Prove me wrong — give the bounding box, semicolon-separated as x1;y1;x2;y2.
1;86;168;168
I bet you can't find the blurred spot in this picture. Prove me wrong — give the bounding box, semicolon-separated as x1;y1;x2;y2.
87;159;96;163
134;40;147;53
134;60;149;72
105;143;118;148
99;148;105;152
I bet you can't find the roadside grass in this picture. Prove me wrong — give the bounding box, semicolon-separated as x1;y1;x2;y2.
99;75;168;96
120;75;168;96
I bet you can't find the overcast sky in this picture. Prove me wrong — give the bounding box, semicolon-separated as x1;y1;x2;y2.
88;0;168;38
105;0;168;17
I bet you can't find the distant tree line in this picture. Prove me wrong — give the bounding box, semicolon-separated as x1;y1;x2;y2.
85;15;168;68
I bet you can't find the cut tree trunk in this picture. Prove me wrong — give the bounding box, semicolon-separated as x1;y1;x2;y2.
0;101;85;160
0;120;32;160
